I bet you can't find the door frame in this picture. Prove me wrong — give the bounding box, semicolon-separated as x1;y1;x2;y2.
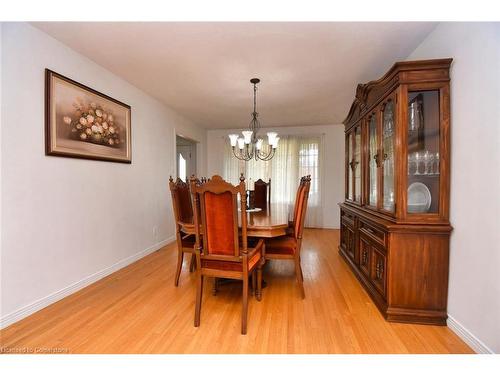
174;130;200;180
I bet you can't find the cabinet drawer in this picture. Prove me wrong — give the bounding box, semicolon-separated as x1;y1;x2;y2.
359;220;386;247
370;246;387;297
342;211;356;222
341;216;354;228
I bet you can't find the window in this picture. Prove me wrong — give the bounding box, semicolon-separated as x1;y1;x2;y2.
223;135;323;227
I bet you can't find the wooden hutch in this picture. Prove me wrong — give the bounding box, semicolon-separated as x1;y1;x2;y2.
339;58;453;325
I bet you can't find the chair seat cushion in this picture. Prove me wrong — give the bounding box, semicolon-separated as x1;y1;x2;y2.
201;249;262;272
265;235;297;255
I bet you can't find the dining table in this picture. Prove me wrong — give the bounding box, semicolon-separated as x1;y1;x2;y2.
178;202;290;239
178;202;290;289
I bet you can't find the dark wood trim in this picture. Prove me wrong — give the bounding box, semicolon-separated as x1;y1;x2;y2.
343;58;452;126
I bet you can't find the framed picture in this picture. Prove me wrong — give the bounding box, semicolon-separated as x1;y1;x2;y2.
45;69;132;163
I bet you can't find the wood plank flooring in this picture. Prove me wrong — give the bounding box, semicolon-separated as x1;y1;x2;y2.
0;229;473;354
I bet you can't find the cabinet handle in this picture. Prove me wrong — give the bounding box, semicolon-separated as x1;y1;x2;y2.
376;260;384;280
362;249;368;265
374;152;381;168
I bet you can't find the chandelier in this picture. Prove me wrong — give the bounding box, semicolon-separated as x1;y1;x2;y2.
228;78;279;161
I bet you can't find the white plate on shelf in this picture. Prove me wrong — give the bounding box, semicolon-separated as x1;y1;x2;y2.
407;182;431;213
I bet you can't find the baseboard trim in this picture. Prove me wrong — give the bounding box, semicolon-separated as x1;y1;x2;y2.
0;236;175;330
447;315;494;354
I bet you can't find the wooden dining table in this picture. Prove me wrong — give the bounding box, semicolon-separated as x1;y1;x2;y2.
178;202;290;238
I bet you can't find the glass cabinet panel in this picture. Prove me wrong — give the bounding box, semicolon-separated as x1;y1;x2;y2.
367;115;378;207
407;90;440;214
354;126;362;202
382;101;395;212
347;132;353;200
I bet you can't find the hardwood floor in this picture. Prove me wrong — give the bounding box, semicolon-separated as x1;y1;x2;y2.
0;229;472;354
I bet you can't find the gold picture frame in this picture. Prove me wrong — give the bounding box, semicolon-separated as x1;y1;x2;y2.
45;69;132;163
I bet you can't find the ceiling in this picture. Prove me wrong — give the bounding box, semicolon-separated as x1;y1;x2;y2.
33;22;437;129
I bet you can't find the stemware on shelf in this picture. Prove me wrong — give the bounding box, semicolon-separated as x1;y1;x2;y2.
423;151;431;175
414;152;421;175
435;152;440;175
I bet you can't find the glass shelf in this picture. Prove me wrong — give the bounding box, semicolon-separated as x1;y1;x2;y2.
347;132;353;200
407;90;440;214
382;100;395;212
354;126;362;202
368;115;377;207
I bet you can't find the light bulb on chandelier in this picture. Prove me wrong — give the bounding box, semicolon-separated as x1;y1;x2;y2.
228;78;278;161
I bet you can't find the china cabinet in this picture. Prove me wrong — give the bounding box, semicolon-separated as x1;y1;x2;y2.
339;58;452;325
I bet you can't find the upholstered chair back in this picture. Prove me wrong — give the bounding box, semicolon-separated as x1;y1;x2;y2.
190;175;248;256
253;178;271;209
293;176;311;240
169;177;194;224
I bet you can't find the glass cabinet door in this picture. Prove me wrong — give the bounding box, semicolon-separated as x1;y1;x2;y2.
347;131;353;200
407;90;440;214
353;126;362;202
381;100;395;212
367;114;378;207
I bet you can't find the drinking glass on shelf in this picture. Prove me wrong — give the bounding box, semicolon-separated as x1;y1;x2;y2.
428;153;435;175
414;152;421;175
423;151;430;175
408;152;416;175
408;99;423;132
435;152;440;175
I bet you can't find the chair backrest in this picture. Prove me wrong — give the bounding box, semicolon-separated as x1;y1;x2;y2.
169;176;194;224
293;175;311;239
292;176;307;227
253;178;271;209
190;175;248;256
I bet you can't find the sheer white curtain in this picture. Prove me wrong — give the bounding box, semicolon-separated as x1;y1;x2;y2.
222;134;324;227
223;142;243;185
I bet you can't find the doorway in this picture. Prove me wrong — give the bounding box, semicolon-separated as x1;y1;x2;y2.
176;135;197;181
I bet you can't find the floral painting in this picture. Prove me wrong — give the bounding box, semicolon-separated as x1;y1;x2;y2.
45;69;131;163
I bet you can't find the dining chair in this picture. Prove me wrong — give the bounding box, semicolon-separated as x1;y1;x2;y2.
253;178;271;209
190;175;265;335
265;175;311;299
169;176;198;287
288;176;308;235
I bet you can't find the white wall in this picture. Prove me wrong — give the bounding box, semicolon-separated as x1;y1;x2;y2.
206;124;345;228
407;22;500;353
0;23;206;327
0;23;3;321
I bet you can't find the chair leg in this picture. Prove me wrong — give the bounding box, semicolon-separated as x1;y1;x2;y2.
194;274;204;327
189;254;196;272
174;250;184;287
294;256;305;299
251;271;256;296
256;264;263;302
212;277;218;296
241;276;249;335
